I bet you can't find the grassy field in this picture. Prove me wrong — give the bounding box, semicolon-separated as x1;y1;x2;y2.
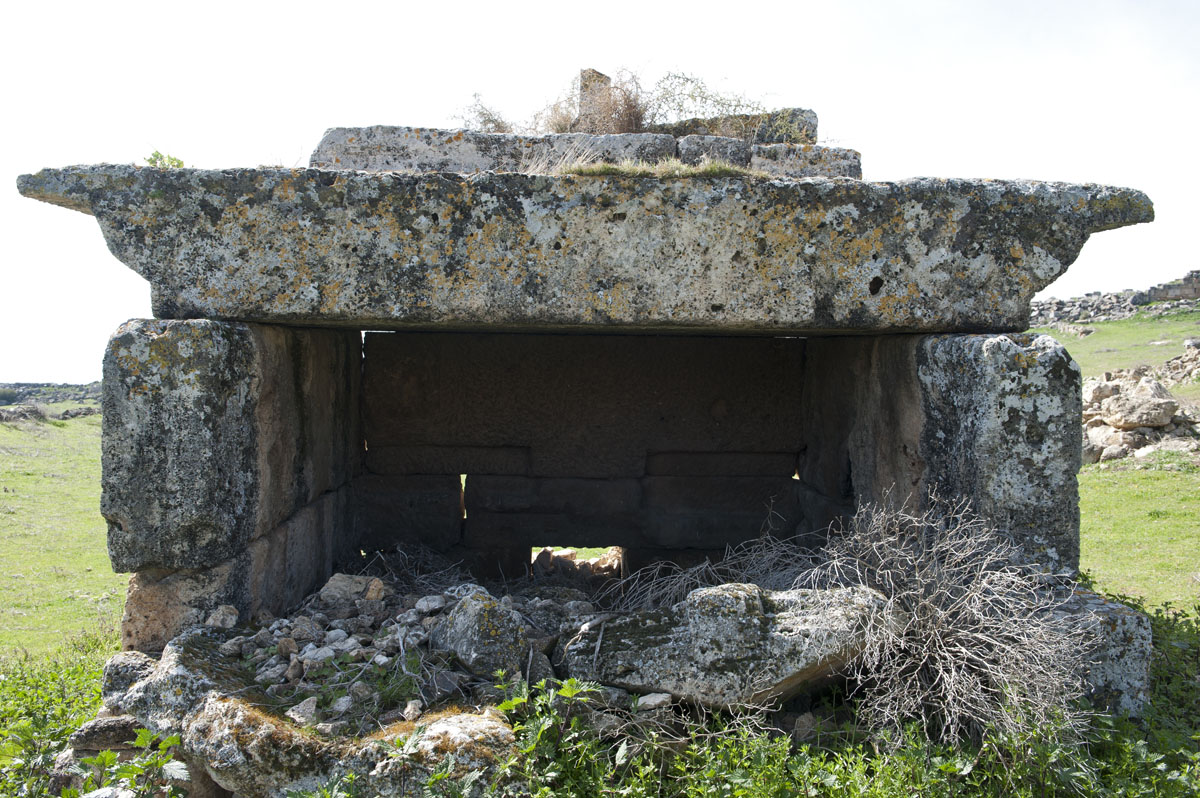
0;408;123;653
1079;454;1200;607
1032;308;1200;404
1031;308;1200;608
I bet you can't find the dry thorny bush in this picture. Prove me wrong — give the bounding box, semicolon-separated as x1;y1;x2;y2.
460;70;768;138
598;495;1095;747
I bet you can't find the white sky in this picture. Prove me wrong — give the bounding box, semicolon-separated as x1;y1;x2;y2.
2;0;1196;382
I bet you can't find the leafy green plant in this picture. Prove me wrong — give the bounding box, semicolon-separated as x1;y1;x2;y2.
286;771;360;798
61;729;186;798
0;626;114;796
145;151;184;169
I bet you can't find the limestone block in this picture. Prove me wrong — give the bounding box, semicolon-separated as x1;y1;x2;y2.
462;511;645;550
465;476;641;515
677;135;751;166
120;561;246;652
750;143;863;179
918;334;1082;573
429;590;528;676
20;166;1153;333
644;452;797;476
102;319;360;573
309;126;675;173
366;444;530;476
800;334;1082;574
1054;588;1151;715
563;583;888;708
646;107;819;144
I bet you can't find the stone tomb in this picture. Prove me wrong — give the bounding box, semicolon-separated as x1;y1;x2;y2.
19;111;1153;650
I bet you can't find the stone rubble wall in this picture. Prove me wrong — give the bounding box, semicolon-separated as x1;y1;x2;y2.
309;124;859;179
1031;272;1200;325
103;320;363;650
1147;269;1200;301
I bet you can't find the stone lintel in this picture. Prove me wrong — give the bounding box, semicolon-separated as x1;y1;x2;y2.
19;166;1152;334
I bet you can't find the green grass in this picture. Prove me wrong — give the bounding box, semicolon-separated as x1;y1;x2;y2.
1032;308;1200;380
1079;452;1200;608
0;412;124;653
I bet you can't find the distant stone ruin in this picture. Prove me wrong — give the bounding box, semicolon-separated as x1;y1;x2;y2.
1148;269;1200;302
18;104;1153;654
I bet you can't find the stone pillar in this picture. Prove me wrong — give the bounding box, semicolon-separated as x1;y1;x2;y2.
800;333;1081;574
103;319;362;650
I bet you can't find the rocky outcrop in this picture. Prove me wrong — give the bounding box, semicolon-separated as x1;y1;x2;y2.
562;583;889;708
18;165;1152;334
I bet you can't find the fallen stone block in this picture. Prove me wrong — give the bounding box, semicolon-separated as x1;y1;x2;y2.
562;583;889;708
1055;588;1151;716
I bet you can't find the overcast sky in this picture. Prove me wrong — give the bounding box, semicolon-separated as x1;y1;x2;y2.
2;0;1196;382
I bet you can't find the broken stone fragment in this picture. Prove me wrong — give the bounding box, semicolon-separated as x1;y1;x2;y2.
415;594;447;614
68;715;143;751
286;696;320;725
319;573;378;606
431;589;528;677
17;166;1153;334
563;583;889;709
1053;588;1151;715
636;693;673;711
1100;378;1180;429
203;605;238;629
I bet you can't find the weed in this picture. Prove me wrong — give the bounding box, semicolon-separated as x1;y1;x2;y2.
0;624;115;796
144;151;183;169
61;729;186;798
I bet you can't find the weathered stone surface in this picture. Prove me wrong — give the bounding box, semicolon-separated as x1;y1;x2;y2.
111;627;515;796
1054;588;1151;715
799;334;1082;573
646;107;819;144
917;334;1082;573
562;583;888;708
1101;377;1179;429
750;143;862;179
120;561;246;651
310;126;676;173
677;135;751;166
102;319;360;572
1080;367;1199;464
352;474;464;552
68;715;143;751
430;589;528;676
364;332;808;480
20;166;1152;333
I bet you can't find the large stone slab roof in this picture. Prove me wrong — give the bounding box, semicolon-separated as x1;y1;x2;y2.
18;164;1152;334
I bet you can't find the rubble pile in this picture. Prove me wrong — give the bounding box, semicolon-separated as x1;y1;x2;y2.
1082;363;1200;464
52;542;1151;797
